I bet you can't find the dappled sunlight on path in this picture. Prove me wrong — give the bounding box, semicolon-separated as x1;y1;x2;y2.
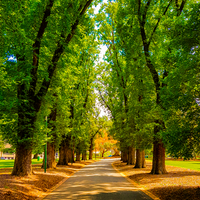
44;159;152;200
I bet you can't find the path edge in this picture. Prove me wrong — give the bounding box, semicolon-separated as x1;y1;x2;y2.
36;171;75;200
36;162;89;200
111;162;160;200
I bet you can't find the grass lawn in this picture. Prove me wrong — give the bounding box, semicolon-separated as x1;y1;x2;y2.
146;158;200;171
0;159;43;169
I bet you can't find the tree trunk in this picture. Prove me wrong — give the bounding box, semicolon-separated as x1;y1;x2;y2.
122;151;128;163
33;153;38;159
82;150;87;160
57;136;70;165
42;142;56;169
128;147;135;165
13;83;35;176
68;148;75;163
76;148;81;161
127;147;131;165
12;145;32;176
151;139;167;174
47;142;56;168
121;152;123;161
142;150;146;168
89;137;93;160
134;149;146;168
102;150;105;158
43;101;57;169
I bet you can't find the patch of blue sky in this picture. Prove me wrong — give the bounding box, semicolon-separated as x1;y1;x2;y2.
7;55;17;63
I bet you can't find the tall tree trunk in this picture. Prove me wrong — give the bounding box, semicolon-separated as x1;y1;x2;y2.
82;150;87;160
76;148;81;161
151;139;167;174
13;103;35;176
47;142;56;168
102;150;105;158
46;99;57;169
142;150;146;168
127;147;131;165
42;142;56;169
128;147;135;165
122;151;128;163
89;137;94;160
121;151;123;161
138;3;173;174
134;149;146;168
68;148;75;163
12;145;32;176
57;136;70;165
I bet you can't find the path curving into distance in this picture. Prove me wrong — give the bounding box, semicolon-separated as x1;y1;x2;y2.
44;158;152;200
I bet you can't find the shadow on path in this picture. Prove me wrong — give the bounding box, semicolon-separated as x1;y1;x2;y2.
44;159;152;200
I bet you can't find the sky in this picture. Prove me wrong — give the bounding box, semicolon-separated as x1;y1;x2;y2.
93;1;109;117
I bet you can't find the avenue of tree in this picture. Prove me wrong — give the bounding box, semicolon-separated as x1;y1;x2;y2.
0;0;199;176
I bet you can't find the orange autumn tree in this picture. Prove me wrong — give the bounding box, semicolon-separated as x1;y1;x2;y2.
95;130;118;157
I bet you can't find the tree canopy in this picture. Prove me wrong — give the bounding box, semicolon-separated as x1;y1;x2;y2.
0;0;199;175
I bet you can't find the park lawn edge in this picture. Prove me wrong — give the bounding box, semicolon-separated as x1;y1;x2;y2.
145;159;200;171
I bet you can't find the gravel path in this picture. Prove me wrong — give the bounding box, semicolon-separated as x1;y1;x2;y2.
44;158;152;200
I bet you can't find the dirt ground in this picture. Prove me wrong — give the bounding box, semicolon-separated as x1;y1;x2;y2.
113;160;200;200
0;160;97;200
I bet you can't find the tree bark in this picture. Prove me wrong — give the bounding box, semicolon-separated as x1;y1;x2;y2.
82;150;87;160
12;145;32;176
57;136;70;165
134;149;146;168
89;137;94;160
47;142;56;168
121;151;123;161
122;151;128;163
42;142;56;169
127;147;131;165
151;139;167;174
142;150;146;168
128;147;135;165
76;148;81;161
102;150;105;158
68;148;75;163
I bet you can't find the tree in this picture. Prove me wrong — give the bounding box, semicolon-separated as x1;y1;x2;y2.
95;130;117;157
88;113;107;159
161;2;200;159
1;0;93;176
96;1;154;167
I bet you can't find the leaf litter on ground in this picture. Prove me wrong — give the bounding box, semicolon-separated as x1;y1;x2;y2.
113;160;200;200
0;160;97;200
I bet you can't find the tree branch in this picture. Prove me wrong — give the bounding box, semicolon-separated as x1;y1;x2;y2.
98;89;111;112
35;0;93;110
31;0;54;94
177;0;187;16
148;0;172;45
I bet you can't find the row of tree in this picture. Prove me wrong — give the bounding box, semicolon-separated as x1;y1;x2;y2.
97;0;200;174
1;0;199;176
0;0;107;176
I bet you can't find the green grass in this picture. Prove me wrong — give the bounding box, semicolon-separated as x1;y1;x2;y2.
0;159;43;169
0;160;14;169
146;158;200;171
